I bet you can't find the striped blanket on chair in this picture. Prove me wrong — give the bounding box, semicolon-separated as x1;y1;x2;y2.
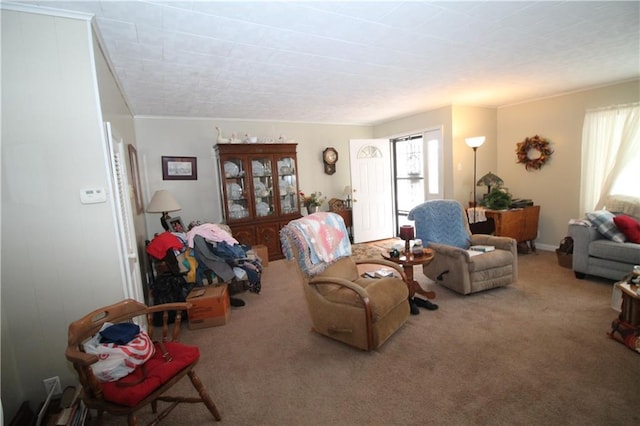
280;212;351;276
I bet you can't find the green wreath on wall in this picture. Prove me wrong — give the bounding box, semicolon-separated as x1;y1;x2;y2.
516;135;553;171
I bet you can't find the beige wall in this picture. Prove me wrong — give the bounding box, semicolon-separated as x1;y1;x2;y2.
1;10;131;419
497;80;639;248
135;118;372;237
372;82;638;250
451;106;498;205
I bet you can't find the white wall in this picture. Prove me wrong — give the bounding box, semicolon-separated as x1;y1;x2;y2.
1;10;130;420
91;31;149;299
134;118;372;237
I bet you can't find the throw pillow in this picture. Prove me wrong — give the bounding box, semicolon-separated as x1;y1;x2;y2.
586;210;626;243
613;214;640;244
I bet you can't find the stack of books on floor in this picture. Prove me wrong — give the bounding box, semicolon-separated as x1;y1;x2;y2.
14;385;89;426
53;386;88;426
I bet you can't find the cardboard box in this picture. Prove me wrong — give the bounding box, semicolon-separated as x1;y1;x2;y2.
253;244;269;266
187;284;230;329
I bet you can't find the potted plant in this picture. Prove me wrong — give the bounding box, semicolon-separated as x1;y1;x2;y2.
299;191;326;213
480;188;512;210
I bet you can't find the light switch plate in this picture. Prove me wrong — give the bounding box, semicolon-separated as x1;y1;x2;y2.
80;187;106;204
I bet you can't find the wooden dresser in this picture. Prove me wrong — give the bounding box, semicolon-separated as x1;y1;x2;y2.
484;205;540;252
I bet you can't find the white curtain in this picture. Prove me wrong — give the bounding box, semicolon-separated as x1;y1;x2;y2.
579;103;640;215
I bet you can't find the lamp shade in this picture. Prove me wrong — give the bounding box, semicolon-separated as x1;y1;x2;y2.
399;225;415;241
147;190;181;213
465;136;486;148
476;171;504;188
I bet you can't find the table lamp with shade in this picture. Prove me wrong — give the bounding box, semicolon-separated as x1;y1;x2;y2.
343;185;352;209
477;171;504;195
399;225;415;256
147;190;181;231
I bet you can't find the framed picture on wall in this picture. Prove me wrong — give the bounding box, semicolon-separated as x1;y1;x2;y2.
162;156;198;180
167;216;185;233
128;144;144;214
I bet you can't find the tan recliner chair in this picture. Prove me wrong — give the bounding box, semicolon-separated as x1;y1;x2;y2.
408;200;518;295
280;212;410;351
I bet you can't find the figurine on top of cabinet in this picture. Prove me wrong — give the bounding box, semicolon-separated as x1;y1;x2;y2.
215;126;229;143
229;132;242;144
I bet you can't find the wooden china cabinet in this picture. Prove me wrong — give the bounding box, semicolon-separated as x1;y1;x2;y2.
214;143;301;261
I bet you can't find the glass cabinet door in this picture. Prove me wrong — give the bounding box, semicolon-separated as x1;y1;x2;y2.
223;157;249;220
251;156;274;218
276;156;298;214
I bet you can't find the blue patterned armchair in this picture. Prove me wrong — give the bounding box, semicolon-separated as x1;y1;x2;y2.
408;200;518;295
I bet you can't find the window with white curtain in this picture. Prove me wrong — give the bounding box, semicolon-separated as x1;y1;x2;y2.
579;103;640;215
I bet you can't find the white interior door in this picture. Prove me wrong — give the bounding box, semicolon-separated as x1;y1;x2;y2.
105;122;144;303
349;139;394;243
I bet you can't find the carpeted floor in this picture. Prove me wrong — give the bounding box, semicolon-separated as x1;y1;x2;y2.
351;238;403;260
93;250;640;425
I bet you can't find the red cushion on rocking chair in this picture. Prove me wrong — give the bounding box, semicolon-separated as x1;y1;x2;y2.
101;342;200;407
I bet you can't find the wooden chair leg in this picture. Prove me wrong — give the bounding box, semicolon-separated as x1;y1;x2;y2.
188;370;222;421
127;413;137;426
95;409;105;424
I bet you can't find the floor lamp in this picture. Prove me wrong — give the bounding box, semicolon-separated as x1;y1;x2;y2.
465;136;486;223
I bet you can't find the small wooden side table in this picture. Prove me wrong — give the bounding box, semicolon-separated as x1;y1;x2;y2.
608;281;640;351
382;249;436;300
615;282;640;326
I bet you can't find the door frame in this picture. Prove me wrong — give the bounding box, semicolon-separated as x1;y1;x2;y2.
104;122;145;303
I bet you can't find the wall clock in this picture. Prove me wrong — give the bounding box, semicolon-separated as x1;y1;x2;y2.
323;147;338;175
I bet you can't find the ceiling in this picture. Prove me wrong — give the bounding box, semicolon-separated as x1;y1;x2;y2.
13;1;640;125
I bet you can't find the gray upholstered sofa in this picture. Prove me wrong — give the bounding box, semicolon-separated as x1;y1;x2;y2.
569;196;640;281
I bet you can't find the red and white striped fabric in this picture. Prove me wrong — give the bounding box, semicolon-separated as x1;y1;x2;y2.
86;329;155;382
